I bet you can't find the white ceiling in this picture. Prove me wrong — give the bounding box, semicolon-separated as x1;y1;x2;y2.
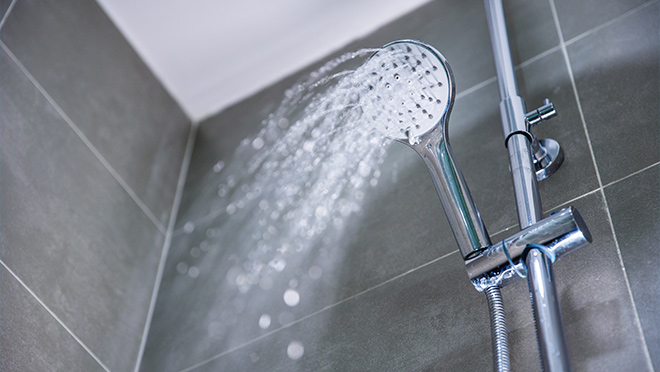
96;0;432;122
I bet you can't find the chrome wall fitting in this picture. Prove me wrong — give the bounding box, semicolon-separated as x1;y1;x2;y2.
526;99;564;181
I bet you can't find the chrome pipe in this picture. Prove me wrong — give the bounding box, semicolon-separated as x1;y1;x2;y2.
485;0;518;100
526;250;572;371
485;0;573;370
507;134;542;227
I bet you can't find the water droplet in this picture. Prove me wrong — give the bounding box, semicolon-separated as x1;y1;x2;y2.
283;289;300;306
226;204;237;215
289;278;299;288
287;341;305;360
428;114;434;120
269;258;286;272
176;262;188;274
183;222;195;234
277;118;289;128
385;83;391;89
190;247;201;258
315;206;328;218
213;161;225;173
303;140;315;152
308;265;323;279
188;266;200;278
252;137;265;150
258;314;271;329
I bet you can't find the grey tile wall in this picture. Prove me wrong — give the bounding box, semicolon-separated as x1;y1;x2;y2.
1;0;190;227
0;0;192;371
0;266;105;372
143;0;659;371
605;165;660;370
566;2;659;185
1;49;167;371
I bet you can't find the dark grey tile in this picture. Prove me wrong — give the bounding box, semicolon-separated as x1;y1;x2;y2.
497;191;653;371
0;266;106;372
553;0;650;41
1;49;164;372
567;4;659;185
168;253;494;372
605;165;659;370
1;0;191;226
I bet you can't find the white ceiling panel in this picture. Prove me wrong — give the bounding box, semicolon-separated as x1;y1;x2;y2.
97;0;432;121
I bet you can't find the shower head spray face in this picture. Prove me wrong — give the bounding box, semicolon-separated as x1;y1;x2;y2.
361;40;455;145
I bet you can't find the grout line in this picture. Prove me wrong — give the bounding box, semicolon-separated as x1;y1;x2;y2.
133;123;198;372
515;45;561;70
179;249;460;372
548;1;655;369
549;188;601;211
0;42;167;235
456;76;497;99
0;0;17;30
0;260;112;371
602;161;660;190
564;0;658;48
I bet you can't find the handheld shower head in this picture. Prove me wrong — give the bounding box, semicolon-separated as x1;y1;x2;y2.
361;40;491;259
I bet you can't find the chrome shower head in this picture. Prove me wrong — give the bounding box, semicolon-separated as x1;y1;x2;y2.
361;40;491;259
360;40;454;146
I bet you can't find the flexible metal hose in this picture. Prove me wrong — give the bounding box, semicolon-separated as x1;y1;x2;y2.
485;286;510;372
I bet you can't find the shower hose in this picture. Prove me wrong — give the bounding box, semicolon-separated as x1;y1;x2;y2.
485;286;510;372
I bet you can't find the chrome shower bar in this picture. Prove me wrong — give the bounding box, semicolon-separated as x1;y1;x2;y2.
484;0;574;371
